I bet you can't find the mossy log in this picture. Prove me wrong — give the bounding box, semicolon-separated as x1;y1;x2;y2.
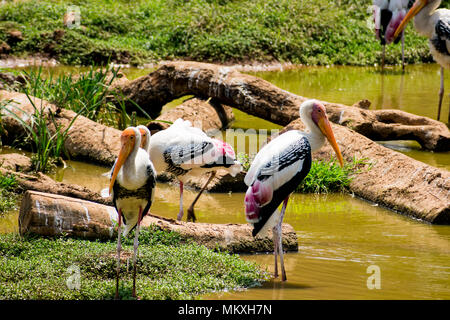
19;190;299;254
116;61;450;151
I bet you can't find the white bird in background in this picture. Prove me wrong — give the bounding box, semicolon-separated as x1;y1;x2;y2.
373;0;415;71
244;100;344;281
394;0;450;122
149;119;242;222
108;126;156;299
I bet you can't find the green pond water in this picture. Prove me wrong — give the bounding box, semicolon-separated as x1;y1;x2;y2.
0;64;449;299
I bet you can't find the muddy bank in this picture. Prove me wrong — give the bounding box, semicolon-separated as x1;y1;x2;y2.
282;120;450;224
117;61;449;151
19;190;298;253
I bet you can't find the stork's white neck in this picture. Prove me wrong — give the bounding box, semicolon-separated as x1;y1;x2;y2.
300;107;325;152
414;0;442;38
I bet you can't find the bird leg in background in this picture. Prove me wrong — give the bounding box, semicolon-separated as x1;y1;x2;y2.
177;181;184;221
132;206;143;298
402;33;405;72
381;45;386;72
115;210;122;300
272;225;279;278
187;171;216;222
278;196;290;282
438;66;444;121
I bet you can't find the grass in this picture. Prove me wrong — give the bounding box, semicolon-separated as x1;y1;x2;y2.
0;0;447;66
0;225;269;300
296;156;370;194
0;92;82;173
0;172;18;215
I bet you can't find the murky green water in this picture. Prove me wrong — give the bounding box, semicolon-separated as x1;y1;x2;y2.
1;64;449;299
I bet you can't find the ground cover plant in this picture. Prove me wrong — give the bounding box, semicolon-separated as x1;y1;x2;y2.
0;225;269;299
1;0;447;66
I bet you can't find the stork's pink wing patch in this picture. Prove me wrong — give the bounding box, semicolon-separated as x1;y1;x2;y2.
212;139;235;158
244;180;273;224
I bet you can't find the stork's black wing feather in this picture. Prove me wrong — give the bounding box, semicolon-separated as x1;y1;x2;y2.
163;141;214;175
252;137;312;237
432;18;450;55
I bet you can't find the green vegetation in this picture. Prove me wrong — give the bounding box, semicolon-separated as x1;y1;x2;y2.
0;0;446;66
0;172;18;215
0;93;81;172
0;226;268;299
296;157;369;194
20;66;152;129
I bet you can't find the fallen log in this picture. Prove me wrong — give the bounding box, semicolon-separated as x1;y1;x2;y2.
0;166;111;206
147;97;235;135
116;61;450;151
19;190;299;254
282;119;450;224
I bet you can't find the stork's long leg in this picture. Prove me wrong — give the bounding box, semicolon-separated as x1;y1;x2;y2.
187;171;216;222
132;206;143;298
278;196;290;282
381;44;386;72
438;66;444;121
272;225;279;278
115;209;122;300
177;181;184;221
401;33;405;72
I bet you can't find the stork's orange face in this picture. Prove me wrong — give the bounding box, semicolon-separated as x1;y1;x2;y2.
311;102;344;167
138;127;148;149
109;128;137;194
393;0;428;39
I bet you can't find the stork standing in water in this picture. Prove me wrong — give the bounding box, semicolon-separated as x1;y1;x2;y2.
149;119;241;222
244;100;344;281
109;127;156;299
373;0;414;71
394;0;450;122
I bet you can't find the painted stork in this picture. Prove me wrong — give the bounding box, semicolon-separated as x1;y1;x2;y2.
137;125;151;152
244;100;344;281
394;0;450;122
149;118;241;222
109;126;156;299
373;0;414;71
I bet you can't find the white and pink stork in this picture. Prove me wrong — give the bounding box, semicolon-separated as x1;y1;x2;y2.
108;126;156;299
394;0;450;122
244;100;344;281
373;0;414;71
149;119;241;222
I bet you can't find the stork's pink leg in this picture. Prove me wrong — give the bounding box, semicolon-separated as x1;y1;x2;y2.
132;206;143;298
278;196;290;282
272;226;279;278
115;209;122;300
177;181;184;221
438;66;444;121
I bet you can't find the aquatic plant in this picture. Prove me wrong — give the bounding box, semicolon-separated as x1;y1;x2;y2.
0;93;83;173
22;65;119;123
296;156;370;194
0;172;18;215
0;225;269;299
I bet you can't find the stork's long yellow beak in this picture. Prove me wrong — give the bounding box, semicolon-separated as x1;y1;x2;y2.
317;116;344;168
109;129;136;194
394;0;427;39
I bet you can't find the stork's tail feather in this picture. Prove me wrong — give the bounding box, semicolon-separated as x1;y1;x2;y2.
244;180;273;224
